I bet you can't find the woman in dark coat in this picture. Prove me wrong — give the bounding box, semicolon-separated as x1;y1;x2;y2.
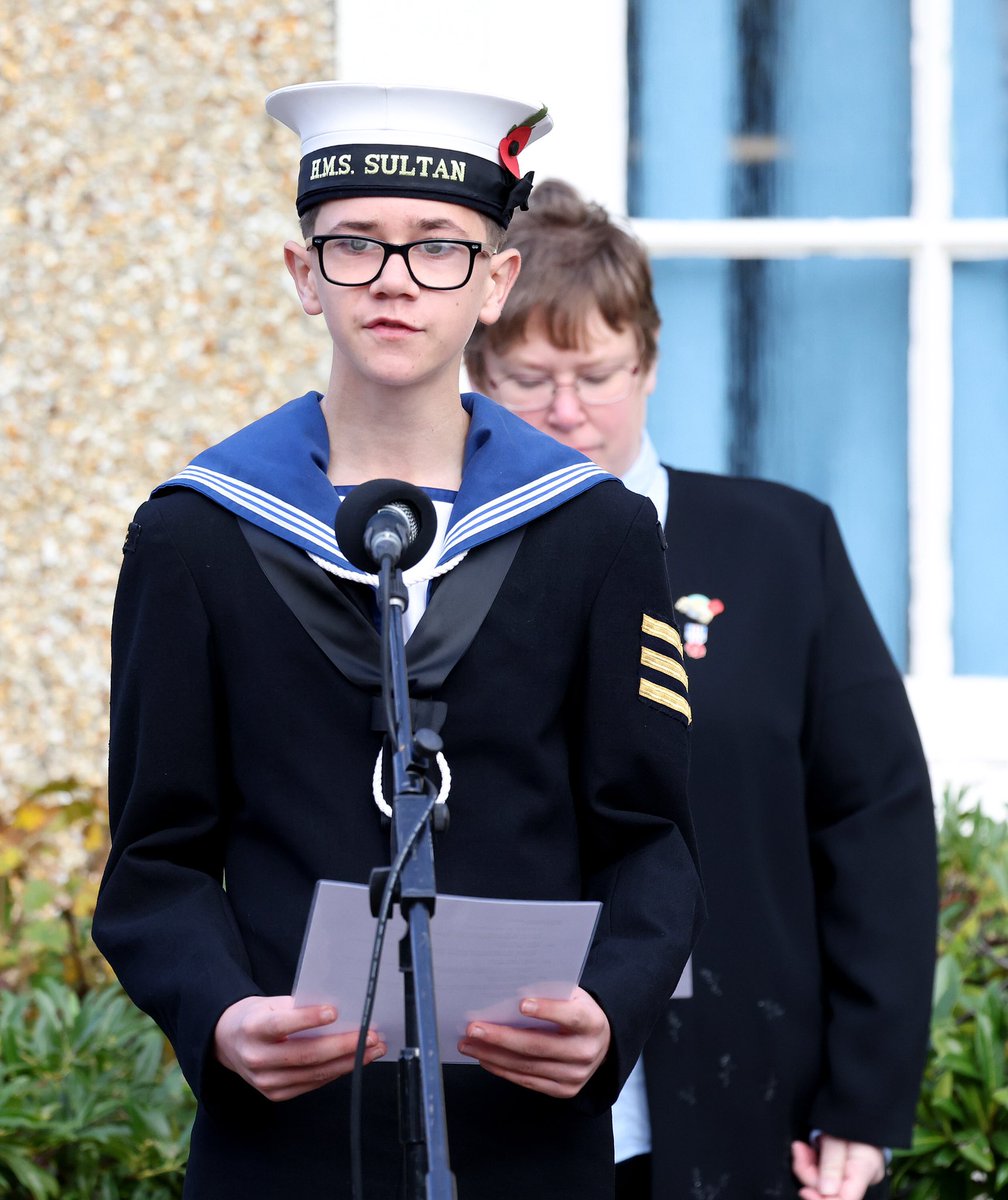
466;179;937;1200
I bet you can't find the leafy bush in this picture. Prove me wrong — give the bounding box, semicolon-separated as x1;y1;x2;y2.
0;979;195;1199
892;789;1008;1199
1;782;194;1196
0;779;111;992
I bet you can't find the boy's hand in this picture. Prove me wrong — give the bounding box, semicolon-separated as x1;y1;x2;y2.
791;1136;886;1200
456;986;611;1098
214;995;386;1102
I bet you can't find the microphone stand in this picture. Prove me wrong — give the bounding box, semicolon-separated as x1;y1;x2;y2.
372;553;456;1200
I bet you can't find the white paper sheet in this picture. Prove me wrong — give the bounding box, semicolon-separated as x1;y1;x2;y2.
291;880;601;1064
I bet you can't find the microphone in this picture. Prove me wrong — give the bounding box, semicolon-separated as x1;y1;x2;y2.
335;478;438;571
366;501;419;566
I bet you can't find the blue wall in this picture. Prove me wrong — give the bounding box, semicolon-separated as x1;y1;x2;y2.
951;2;1008;674
632;0;913;665
953;0;1008;218
953;263;1008;675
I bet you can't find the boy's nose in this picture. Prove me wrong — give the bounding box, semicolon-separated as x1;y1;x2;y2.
370;250;420;296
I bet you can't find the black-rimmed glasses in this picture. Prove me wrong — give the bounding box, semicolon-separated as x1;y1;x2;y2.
310;235;491;290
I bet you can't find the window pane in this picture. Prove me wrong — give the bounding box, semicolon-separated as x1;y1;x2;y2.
953;263;1008;675
953;0;1008;217
630;0;911;219
650;257;910;667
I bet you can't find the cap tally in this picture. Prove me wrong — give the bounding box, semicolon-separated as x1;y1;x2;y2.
265;82;552;228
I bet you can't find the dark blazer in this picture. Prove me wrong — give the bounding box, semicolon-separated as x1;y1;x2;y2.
643;468;937;1199
93;481;703;1200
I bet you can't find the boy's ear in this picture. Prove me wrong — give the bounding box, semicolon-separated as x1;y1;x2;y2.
284;240;323;316
477;247;521;328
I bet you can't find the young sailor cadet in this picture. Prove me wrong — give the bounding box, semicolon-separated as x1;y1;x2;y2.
92;83;704;1199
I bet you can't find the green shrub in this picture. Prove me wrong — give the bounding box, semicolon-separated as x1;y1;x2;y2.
0;779;111;993
0;978;195;1200
1;783;194;1196
892;789;1008;1199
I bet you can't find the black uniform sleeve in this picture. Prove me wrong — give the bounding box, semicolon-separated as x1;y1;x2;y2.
92;501;262;1103
804;508;937;1147
576;496;705;1108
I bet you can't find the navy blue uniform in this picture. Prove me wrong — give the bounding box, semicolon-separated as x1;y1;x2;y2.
94;412;703;1200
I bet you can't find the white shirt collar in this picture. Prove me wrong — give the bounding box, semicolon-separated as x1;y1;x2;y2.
621;432;669;525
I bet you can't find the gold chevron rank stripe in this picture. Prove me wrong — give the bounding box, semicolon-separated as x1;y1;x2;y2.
639;612;691;722
641;613;684;655
638;678;692;722
641;645;689;689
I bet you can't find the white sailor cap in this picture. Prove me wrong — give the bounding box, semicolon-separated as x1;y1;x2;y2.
265;81;552;228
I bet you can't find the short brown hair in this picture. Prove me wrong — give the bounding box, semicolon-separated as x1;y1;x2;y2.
465;179;660;386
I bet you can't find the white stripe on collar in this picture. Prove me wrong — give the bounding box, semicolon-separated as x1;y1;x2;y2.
156;392;613;579
442;460;606;555
172;463;345;555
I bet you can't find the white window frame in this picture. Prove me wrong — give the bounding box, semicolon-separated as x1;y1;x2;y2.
337;0;1008;810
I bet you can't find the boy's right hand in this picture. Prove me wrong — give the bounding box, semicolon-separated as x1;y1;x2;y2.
213;995;386;1101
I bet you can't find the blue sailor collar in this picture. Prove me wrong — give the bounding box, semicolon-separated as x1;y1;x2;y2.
155;391;611;578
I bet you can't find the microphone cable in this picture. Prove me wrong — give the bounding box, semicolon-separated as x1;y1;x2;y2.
378;557;399;758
